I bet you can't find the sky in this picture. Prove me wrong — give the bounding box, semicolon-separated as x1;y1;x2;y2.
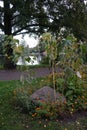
14;34;39;48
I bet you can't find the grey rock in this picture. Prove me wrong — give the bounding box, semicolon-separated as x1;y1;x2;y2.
30;86;66;104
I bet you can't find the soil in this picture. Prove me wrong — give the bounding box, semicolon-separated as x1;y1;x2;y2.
59;109;87;123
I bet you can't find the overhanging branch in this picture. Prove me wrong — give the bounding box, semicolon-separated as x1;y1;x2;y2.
12;23;50;36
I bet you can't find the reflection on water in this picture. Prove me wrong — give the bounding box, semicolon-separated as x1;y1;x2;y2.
17;56;41;65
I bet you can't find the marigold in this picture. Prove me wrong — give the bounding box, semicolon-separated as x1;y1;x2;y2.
32;113;37;117
85;102;87;105
44;124;46;128
36;107;41;110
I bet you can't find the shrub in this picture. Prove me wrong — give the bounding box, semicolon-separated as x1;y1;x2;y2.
13;33;87;120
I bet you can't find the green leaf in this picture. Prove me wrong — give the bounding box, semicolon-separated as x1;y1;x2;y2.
25;57;31;62
65;90;73;97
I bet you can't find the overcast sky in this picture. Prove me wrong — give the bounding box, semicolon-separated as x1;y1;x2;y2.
14;34;39;48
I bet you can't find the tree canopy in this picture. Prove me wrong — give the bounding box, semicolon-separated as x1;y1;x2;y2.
0;0;50;36
0;0;87;69
0;0;87;40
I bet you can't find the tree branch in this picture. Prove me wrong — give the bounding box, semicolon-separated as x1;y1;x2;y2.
12;23;50;36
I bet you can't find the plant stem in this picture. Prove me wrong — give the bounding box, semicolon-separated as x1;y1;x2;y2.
52;60;56;102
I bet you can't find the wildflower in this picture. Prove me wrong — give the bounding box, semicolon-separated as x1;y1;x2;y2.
75;101;77;104
82;96;84;99
44;124;46;128
8;56;11;59
76;71;82;78
36;107;41;110
39;121;41;124
71;108;74;112
26;125;29;128
76;121;80;125
32;113;37;117
70;111;73;114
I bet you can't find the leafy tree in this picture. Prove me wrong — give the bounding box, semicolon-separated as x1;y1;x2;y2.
46;0;87;41
0;0;50;68
0;0;50;36
0;0;87;68
63;0;87;41
0;0;86;38
1;35;19;69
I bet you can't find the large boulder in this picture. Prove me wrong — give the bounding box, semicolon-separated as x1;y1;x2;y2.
30;86;66;104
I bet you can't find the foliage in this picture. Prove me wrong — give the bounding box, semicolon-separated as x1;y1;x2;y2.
0;34;5;65
0;0;87;68
0;80;87;130
0;0;87;40
35;100;66;120
14;33;87;119
40;57;49;65
61;0;87;41
14;69;87;119
0;34;34;69
56;34;87;112
0;0;50;36
1;35;19;69
41;32;58;101
13;73;65;119
80;42;87;63
0;34;5;54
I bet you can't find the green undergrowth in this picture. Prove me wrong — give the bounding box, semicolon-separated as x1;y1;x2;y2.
0;80;87;130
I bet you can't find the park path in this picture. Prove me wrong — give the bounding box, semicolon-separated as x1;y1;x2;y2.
0;67;61;81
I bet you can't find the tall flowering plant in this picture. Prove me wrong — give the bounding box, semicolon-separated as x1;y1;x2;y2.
41;33;58;101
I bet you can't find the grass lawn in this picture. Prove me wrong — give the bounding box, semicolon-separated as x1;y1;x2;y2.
0;80;87;130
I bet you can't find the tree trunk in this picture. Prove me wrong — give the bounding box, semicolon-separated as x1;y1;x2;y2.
3;0;16;69
4;0;12;35
52;60;56;102
4;44;16;69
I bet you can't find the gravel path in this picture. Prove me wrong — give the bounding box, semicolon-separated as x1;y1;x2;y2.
0;67;62;81
0;67;61;81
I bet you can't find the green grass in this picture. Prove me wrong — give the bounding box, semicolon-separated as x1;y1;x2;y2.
0;65;4;70
16;64;49;70
0;80;87;130
0;64;49;71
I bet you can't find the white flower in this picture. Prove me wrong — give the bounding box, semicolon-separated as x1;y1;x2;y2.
76;71;82;78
